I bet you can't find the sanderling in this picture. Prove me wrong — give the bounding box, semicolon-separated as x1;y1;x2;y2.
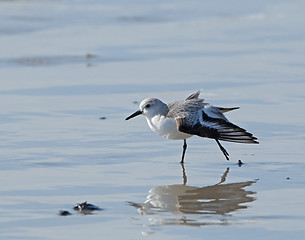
125;90;258;163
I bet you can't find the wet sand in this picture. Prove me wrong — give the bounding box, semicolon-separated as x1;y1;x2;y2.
0;0;305;239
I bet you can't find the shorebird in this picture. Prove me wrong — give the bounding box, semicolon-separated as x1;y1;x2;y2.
125;90;258;163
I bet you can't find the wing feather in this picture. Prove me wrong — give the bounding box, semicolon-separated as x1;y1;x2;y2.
217;107;240;113
177;106;259;144
185;89;202;100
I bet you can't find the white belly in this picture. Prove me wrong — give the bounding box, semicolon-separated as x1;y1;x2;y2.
146;115;193;140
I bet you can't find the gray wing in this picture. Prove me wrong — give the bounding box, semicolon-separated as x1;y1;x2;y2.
177;106;259;144
167;97;206;119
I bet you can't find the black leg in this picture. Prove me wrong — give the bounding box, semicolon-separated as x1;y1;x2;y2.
180;139;187;163
215;139;229;161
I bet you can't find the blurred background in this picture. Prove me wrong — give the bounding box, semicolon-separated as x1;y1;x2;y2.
0;0;305;239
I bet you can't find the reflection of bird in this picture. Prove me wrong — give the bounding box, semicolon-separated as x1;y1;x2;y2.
129;168;257;217
125;90;258;163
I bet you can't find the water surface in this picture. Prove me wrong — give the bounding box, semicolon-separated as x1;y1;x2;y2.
1;0;305;239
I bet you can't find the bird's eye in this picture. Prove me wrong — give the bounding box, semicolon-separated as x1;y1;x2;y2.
146;104;151;108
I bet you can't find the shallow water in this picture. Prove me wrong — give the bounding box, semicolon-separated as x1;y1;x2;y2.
1;0;305;239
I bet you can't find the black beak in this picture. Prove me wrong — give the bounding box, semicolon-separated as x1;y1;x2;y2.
125;110;143;120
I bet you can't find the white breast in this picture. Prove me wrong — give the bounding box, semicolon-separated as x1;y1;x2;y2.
146;115;192;140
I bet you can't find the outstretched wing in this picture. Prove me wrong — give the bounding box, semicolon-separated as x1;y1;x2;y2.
177;106;259;144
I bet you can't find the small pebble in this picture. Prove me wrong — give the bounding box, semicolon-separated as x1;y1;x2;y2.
86;53;96;58
74;201;102;214
58;210;72;216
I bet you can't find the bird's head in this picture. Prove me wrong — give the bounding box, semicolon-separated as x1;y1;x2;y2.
125;98;169;120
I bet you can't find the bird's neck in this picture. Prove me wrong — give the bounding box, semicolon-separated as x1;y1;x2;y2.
159;103;170;116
